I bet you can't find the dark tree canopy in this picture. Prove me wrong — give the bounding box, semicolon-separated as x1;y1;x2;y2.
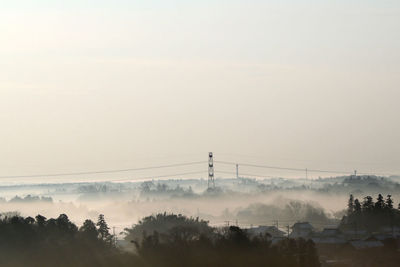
124;213;213;243
341;194;400;232
0;212;321;267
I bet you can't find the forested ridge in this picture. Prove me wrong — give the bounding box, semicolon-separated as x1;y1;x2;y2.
0;212;319;267
341;193;400;231
2;193;400;266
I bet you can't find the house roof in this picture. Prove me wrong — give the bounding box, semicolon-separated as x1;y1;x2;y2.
292;222;313;229
312;237;347;244
343;229;367;235
321;228;342;237
248;225;286;237
349;240;384;249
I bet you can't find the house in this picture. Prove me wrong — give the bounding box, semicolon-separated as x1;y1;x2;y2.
248;225;286;238
342;229;368;239
349;236;384;249
312;227;346;245
290;222;314;239
320;227;342;237
370;233;400;241
379;226;400;235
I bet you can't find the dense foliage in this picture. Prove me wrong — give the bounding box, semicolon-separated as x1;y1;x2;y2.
341;194;400;232
0;213;129;267
124;213;213;243
236;201;335;227
123;213;320;267
134;223;320;267
0;212;320;267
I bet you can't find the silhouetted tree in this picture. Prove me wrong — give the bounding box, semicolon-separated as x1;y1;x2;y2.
354;199;362;213
79;219;98;241
375;194;385;210
341;194;400;233
134;214;320;267
97;214;112;243
35;214;46;227
362;196;374;212
386;195;393;210
0;213;127;267
124;213;212;244
348;194;355;215
56;214;78;235
24;216;35;224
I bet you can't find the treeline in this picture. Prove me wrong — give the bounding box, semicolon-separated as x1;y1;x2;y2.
341;194;400;232
236;200;335;227
0;212;320;267
140;182;195;198
0;195;53;203
124;213;212;242
125;213;320;267
0;213;135;267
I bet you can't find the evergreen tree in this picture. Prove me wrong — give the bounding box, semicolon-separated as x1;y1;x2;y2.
375;194;385;210
354;199;361;213
386;195;393;210
96;214;111;243
362;196;374;212
348;194;354;215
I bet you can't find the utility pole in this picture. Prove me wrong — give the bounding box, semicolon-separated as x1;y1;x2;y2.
208;152;215;190
236;164;239;179
305;168;308;180
113;226;116;247
354;170;357;177
273;220;279;229
355;222;358;239
225;221;230;227
391;212;394;237
286;225;290;238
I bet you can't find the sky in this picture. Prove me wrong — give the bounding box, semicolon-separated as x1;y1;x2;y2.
0;0;399;182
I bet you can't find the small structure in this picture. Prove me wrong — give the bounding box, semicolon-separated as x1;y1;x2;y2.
248;226;286;238
342;229;368;239
349;236;384;250
379;226;400;236
320;227;341;237
370;233;400;241
290;222;314;239
312;227;346;245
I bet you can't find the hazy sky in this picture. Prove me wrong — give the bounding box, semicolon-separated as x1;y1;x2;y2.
1;0;399;181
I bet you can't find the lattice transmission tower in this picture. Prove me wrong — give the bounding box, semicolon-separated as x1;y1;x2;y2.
208;152;215;189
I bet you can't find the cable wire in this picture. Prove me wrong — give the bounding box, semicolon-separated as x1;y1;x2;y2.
216;161;352;175
0;161;206;179
109;170;206;182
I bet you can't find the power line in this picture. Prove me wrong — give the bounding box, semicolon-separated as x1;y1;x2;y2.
238;172;275;178
215;160;396;176
0;157;397;181
216;170;274;178
109;170;206;182
0;161;206;179
216;161;306;172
